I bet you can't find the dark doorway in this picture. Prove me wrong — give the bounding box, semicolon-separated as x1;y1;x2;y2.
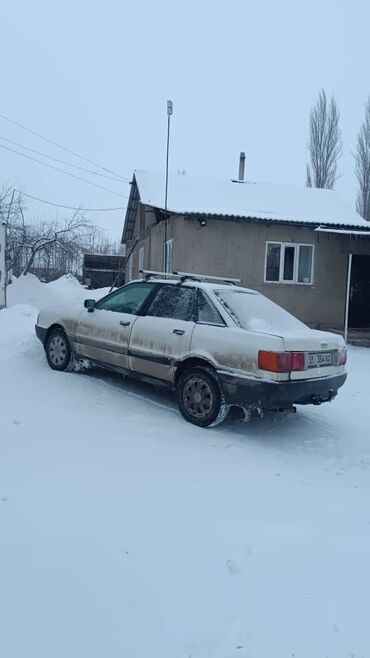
349;255;370;328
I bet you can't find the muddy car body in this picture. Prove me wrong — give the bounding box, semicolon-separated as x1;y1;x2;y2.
35;272;347;426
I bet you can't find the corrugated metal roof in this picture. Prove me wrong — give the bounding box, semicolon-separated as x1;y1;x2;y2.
130;170;370;230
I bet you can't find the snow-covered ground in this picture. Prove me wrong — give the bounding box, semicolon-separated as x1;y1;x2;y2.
1;275;370;658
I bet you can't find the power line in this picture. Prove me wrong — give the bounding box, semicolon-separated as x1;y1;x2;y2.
0;111;130;182
15;189;126;212
0;142;129;199
0;135;125;183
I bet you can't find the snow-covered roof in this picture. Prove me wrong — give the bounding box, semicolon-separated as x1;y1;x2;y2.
133;170;369;229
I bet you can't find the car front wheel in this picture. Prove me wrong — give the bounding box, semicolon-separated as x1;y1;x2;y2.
176;366;227;427
45;328;73;372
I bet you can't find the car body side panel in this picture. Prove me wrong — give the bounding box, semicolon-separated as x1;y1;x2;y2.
129;316;195;382
74;308;136;368
190;324;289;382
36;305;82;349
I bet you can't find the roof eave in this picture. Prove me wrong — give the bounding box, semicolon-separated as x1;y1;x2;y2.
121;174;140;244
181;212;370;232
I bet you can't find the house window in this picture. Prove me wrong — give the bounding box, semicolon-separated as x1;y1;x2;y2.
138;246;145;273
165;239;174;273
265;242;314;284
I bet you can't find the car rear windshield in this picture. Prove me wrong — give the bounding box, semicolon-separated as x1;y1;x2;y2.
215;290;307;333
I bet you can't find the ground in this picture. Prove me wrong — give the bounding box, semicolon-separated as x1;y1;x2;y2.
1;275;370;658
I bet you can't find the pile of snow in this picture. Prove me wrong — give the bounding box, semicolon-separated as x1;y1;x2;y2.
7;273;110;311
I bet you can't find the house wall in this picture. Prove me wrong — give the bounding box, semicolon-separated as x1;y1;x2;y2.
126;205;171;281
125;210;370;330
173;218;362;330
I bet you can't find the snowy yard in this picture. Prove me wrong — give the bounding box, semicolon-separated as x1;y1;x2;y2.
1;276;370;658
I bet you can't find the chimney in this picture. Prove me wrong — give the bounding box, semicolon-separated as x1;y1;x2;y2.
238;151;246;181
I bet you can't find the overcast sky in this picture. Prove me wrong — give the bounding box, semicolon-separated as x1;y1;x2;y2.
1;0;369;239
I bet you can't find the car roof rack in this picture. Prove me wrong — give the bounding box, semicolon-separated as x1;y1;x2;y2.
139;269;241;285
140;269;177;280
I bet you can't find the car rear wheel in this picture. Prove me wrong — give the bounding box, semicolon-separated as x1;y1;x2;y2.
45;328;73;372
176;366;227;427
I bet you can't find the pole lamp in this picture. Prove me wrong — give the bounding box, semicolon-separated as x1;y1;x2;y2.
164;100;173;272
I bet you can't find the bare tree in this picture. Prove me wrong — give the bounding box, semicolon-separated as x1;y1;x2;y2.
306;90;342;189
0;186;19;227
20;211;91;275
355;99;370;221
3;187;122;281
6;200;94;279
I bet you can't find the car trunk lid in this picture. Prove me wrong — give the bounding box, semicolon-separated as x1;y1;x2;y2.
280;329;345;380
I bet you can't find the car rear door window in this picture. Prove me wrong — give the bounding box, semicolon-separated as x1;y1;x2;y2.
197;290;225;325
146;285;195;321
95;282;154;314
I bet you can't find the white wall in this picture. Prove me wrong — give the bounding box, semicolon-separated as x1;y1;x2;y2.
0;223;6;308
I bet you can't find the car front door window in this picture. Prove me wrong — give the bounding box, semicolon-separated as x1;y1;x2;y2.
95;283;154;315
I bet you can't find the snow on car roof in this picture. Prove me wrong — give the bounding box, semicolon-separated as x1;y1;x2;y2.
133;170;369;229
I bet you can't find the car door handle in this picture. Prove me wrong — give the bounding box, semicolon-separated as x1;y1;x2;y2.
119;320;131;327
173;329;185;335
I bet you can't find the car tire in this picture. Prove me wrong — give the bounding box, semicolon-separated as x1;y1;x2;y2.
45;327;73;372
176;366;227;428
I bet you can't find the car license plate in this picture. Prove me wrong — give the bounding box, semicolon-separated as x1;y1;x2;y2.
308;352;333;368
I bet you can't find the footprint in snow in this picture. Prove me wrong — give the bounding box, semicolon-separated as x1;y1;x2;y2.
226;558;243;575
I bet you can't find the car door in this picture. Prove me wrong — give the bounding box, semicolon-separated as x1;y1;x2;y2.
74;282;155;368
129;284;196;382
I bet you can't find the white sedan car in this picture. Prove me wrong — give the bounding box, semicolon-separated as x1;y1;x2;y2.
35;271;347;427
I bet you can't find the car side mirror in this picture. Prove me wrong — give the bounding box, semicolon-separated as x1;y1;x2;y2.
84;299;96;312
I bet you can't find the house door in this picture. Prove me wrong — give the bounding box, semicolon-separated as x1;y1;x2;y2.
349;255;370;328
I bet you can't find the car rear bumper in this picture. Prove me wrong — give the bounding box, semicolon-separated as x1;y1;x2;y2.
35;324;47;345
218;371;347;410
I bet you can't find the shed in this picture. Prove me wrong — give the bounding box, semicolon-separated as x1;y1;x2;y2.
82;253;126;289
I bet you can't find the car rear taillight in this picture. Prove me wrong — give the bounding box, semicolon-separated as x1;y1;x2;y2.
337;347;347;366
258;351;307;373
291;352;306;371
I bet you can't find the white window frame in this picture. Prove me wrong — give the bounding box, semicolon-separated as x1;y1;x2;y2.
138;246;145;273
264;241;315;285
164;239;174;273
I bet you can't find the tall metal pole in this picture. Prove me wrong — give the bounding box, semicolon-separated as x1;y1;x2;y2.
164;100;173;272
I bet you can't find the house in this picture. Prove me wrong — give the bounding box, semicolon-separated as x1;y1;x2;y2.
0;221;6;309
82;253;126;289
121;167;370;335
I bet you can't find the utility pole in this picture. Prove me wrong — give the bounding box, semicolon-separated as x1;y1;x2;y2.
2;189;15;308
164;100;173;272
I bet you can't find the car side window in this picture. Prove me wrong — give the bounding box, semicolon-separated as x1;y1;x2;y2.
95;283;154;314
146;285;196;321
197;290;225;326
